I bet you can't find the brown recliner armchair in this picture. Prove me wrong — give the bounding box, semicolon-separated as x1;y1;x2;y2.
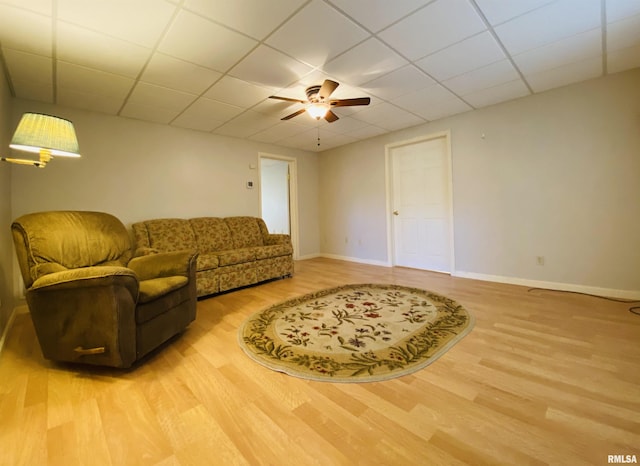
11;210;198;368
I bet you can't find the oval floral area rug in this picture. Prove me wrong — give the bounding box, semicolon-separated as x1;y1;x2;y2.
238;284;474;383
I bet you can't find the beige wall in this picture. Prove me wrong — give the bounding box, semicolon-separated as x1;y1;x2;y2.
0;70;14;336
8;99;320;263
319;68;640;296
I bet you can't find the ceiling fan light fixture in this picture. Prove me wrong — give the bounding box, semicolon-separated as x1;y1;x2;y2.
307;102;330;120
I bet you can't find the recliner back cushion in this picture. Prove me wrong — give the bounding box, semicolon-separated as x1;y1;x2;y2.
189;217;233;252
143;219;197;252
224;217;264;249
12;211;132;287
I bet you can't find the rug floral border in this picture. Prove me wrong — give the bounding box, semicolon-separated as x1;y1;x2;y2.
239;283;474;383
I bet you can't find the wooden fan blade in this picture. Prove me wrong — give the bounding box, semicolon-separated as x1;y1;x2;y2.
330;97;371;107
324;110;339;122
269;95;306;104
318;79;339;100
281;108;307;120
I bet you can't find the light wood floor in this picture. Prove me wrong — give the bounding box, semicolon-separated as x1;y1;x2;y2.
1;257;639;465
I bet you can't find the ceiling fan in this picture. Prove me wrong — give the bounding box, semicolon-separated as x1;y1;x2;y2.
269;79;370;123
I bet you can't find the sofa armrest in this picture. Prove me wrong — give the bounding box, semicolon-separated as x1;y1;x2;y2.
128;249;197;281
264;234;291;245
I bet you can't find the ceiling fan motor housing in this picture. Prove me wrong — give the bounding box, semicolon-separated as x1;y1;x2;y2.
305;85;323;102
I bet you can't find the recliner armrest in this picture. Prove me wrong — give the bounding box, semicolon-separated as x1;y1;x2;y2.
30;265;137;293
128;249;198;281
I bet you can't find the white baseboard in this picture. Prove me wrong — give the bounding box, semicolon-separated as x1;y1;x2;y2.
296;253;321;261
318;253;391;268
452;271;640;300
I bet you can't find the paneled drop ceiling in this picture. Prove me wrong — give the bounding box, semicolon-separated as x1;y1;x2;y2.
1;0;639;152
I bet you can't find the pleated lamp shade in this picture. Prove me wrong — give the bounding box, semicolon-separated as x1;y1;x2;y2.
10;113;81;158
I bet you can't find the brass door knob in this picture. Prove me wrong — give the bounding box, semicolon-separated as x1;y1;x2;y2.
393;210;399;216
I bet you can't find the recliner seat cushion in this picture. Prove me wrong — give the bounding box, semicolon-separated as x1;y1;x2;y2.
138;276;188;304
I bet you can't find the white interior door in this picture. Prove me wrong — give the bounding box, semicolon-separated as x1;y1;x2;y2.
260;158;290;234
259;153;299;260
390;136;452;273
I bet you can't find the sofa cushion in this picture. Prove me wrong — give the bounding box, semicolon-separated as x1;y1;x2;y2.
225;217;264;249
196;253;219;272
217;248;256;266
144;219;197;252
189;217;233;252
252;243;293;260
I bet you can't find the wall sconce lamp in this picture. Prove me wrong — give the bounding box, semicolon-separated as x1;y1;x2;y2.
1;113;81;168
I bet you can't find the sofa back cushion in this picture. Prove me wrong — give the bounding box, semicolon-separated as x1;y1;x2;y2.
11;211;132;288
224;217;264;249
138;219;197;252
189;217;233;252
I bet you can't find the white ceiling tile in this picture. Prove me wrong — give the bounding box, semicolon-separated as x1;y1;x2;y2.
181;97;244;123
3;47;53;101
12;81;54;102
171;113;225;132
57;0;176;48
57;61;135;100
266;0;369;67
607;13;640;51
474;0;556;25
184;0;307;40
462;79;530;107
213;110;279;138
607;43;640;73
392;84;471;120
415;96;472;121
494;0;601;55
322;38;408;86
204;76;274;108
3;47;52;85
347;124;388;140
378;0;486;60
229;45;313;88
314;131;357;150
361;65;434;100
57;88;124;114
0;0;51;15
525;56;602;92
120;102;181;124
320;115;370;134
327;0;430;32
443;59;520;95
159;10;258;72
606;0;640;23
127;82;197;112
0;5;52;55
141;53;222;94
57;22;151;77
249;121;309;143
513;28;601;75
416;32;505;81
351;102;424;128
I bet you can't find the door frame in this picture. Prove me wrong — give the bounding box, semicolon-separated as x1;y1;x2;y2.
384;131;455;272
258;152;300;260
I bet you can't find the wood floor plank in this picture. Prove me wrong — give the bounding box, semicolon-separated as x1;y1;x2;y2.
1;257;639;465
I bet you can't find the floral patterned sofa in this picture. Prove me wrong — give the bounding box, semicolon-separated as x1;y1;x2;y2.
132;216;293;297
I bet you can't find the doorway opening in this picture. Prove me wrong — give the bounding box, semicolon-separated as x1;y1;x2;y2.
385;132;454;273
259;153;299;260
